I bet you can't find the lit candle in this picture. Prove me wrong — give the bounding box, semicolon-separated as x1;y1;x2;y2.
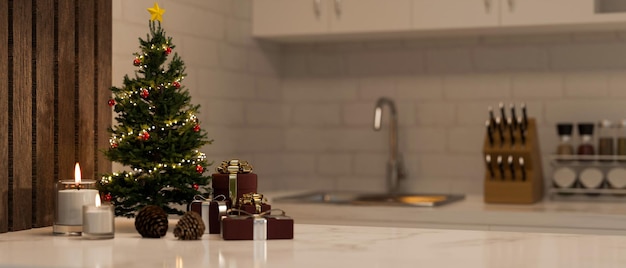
53;163;98;235
82;193;115;239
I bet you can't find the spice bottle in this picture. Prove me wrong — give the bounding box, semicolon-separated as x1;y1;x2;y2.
577;123;595;160
597;120;614;162
617;120;626;162
556;123;574;160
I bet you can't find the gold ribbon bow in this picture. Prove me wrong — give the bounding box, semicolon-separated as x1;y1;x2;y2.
216;159;253;203
216;159;253;174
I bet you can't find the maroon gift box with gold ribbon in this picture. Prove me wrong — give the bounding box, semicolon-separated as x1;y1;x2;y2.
236;192;271;215
212;159;257;204
221;209;294;240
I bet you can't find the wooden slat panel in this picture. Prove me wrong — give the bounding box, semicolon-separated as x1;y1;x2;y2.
34;0;56;227
57;0;75;180
11;0;33;231
77;0;95;179
0;0;9;234
96;0;112;177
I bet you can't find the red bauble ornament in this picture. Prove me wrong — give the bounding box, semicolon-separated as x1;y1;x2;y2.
141;131;150;141
192;183;199;191
193;124;200;132
133;58;141;66
108;99;116;107
196;165;204;174
165;47;172;55
173;81;181;89
140;88;149;98
111;142;118;149
103;193;112;202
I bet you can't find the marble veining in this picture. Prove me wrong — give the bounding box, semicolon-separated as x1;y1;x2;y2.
2;219;626;267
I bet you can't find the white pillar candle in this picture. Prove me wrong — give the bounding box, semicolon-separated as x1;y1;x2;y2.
54;163;98;235
82;193;114;239
57;188;98;225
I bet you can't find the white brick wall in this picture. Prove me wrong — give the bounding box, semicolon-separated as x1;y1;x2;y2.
114;1;626;195
281;31;626;195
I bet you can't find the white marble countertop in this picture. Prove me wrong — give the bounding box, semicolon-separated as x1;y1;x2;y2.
3;218;626;268
269;192;626;235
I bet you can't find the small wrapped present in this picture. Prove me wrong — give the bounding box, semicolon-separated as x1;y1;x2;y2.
238;193;271;214
221;209;294;240
213;159;257;204
189;195;230;234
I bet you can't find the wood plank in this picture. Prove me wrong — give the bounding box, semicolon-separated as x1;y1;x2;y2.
57;0;76;180
34;0;56;227
96;0;112;177
77;0;95;180
11;0;33;231
0;0;9;233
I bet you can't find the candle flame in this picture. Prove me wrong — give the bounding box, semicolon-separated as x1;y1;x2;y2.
74;163;82;184
95;193;101;207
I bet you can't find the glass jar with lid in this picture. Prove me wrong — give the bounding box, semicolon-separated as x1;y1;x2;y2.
597;119;614;162
577;123;595;161
556;123;574;161
617;120;626;162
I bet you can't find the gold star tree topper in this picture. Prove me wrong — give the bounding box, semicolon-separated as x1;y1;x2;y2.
147;3;165;22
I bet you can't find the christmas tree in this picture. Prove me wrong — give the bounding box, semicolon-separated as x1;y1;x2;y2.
98;3;212;217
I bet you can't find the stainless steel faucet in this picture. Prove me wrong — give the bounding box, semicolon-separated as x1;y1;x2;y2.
373;97;405;193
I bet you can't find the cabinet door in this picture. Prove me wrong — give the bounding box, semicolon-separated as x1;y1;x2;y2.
501;0;595;26
329;0;412;33
413;0;499;30
253;0;329;37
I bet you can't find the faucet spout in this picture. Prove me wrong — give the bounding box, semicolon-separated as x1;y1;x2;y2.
373;97;405;193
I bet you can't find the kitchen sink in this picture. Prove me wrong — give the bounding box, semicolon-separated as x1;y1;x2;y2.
273;191;465;207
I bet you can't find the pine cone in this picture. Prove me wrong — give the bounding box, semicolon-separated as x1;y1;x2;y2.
173;211;205;240
135;205;169;238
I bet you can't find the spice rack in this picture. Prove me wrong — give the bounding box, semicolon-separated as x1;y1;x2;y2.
549;155;626;201
483;118;544;204
550;120;626;201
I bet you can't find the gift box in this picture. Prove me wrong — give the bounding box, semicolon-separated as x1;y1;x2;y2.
221;209;294;240
213;159;257;203
189;198;230;234
237;192;271;214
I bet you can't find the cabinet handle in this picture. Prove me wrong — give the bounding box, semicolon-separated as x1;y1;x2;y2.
314;0;321;16
484;0;491;13
508;0;515;12
334;0;342;16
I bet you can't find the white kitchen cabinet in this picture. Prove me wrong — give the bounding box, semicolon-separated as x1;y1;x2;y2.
252;0;329;36
412;0;595;30
329;0;412;33
254;0;626;41
500;0;595;26
252;0;412;38
413;0;499;30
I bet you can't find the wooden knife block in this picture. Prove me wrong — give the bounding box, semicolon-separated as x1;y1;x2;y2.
483;118;544;204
